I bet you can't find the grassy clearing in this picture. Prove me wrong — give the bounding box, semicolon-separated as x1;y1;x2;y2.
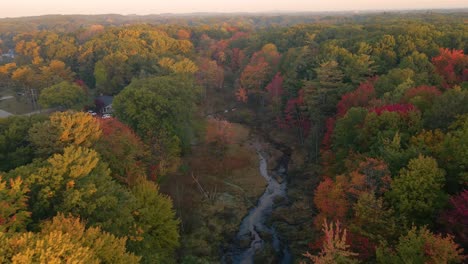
0;96;33;115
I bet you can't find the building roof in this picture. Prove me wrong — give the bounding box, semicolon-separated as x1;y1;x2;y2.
95;95;113;106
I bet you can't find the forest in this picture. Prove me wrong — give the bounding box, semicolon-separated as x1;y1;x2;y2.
0;10;467;263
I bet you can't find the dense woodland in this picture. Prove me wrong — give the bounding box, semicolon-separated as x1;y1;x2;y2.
0;11;467;263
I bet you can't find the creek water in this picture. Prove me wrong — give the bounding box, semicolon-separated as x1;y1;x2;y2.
224;144;292;264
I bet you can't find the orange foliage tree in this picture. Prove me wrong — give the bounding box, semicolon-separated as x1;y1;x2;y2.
96;118;148;185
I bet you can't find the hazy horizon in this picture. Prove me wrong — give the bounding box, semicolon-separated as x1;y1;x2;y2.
1;0;467;18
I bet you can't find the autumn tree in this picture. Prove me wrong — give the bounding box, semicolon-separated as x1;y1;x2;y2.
336;79;376;117
439;190;468;247
49;111;101;148
29;111;101;157
432;48;468;89
95;118;148;185
313;177;349;228
265;72;285;114
303;221;358;264
197;58;224;91
0;176;30;233
5;145;135;234
402;85;441;113
205;118;233;158
0;214;140;264
376;227;465;264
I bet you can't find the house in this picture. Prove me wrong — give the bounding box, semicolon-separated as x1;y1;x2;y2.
1;49;15;59
94;95;114;115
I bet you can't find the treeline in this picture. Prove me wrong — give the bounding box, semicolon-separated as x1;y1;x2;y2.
0;12;467;263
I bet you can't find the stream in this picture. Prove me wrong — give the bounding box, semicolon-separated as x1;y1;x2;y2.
224;142;292;263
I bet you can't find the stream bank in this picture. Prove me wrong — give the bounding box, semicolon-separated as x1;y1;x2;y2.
223;138;293;264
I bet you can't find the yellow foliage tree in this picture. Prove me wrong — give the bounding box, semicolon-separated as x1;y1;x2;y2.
0;214;140;264
50;111;101;148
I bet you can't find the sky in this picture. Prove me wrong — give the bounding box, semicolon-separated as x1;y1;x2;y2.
1;0;467;18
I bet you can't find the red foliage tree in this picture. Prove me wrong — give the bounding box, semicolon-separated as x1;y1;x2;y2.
440;190;468;246
370;103;416;115
432;48;468;89
266;72;284;99
337;79;377;117
283;89;311;141
347;232;376;261
404;85;442;100
321;117;336;151
403;85;442;111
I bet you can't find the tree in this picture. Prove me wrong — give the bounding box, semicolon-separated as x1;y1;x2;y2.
265;72;285;114
95;118;148;185
235;87;248;103
0;115;46;172
332;107;368;164
388;155;447;225
347;158;392;198
350;193;400;244
28;111;101;158
372;34;397;73
337;79;376;117
303;221;358;264
374;68;414;97
39;81;87;110
313;177;349;228
432;48;468;89
94;53;132;95
402;85;441;113
440;190;468;247
399;51;438;86
205;118;233;158
49;111;101;148
0;214;140;264
197;58;224;91
424;88;468;130
240;57;270;94
127;178;180;263
38;60;75;88
6;145;136;234
0;176;30;233
376;227;465;264
113;75;199;176
304;60;345;151
439;115;468;193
